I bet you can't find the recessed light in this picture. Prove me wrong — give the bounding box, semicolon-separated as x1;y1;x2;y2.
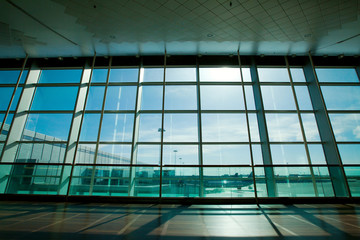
338;54;344;59
58;57;63;60
207;33;214;38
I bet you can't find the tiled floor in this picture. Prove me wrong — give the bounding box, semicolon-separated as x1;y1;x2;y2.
0;201;359;239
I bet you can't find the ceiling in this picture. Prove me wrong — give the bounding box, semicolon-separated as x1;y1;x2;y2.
0;0;360;58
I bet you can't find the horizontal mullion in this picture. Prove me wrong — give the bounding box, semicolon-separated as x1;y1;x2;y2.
199;82;244;85
164;82;197;85
201;110;246;113
0;162;71;166
327;110;360;114
33;83;81;87
102;110;135;114
319;82;360;86
26;110;75;114
335;141;360;144
264;110;298;113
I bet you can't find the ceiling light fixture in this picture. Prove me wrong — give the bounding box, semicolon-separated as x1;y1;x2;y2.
338;54;344;59
207;33;214;38
58;56;63;60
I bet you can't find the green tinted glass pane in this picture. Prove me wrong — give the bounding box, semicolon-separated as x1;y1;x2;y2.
344;167;360;196
39;69;82;83
131;167;160;197
162;167;199;197
91;166;130;196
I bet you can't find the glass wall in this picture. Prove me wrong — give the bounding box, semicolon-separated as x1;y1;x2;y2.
0;56;359;199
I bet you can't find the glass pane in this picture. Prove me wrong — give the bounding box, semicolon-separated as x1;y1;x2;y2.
266;114;303;142
85;86;105;110
22;114;72;141
19;70;28;84
109;68;138;83
91;69;108;83
270;144;308;164
0;87;14;110
295;86;313;110
139;86;163;110
134;144;160;165
248;114;260;142
201;86;244;110
91;166;130;196
244;86;255;110
104;86;137;110
344;167;360;196
329;114;360;141
202;114;248;142
137;114;162;142
69;166;93;195
203;145;251;165
261;86;296;110
242;68;251;82
254;167;268;197
162;145;198;165
10;87;22;111
131;167;160;197
166;68;196;82
200;68;241;82
79;114;101;141
308;144;327;164
321;86;360;110
290;68;306;82
15;143;66;163
163;114;198;142
0;114;13;141
31;87;78;111
162;167;200;197
301;113;321;141
75;144;96;164
165;85;197;110
316;68;359;82
141;68;163;82
97;144;132;164
252;144;263;165
0;70;20;84
100;114;134;142
338;144;360;164
203;167;254;197
39;69;82;83
258;68;289;82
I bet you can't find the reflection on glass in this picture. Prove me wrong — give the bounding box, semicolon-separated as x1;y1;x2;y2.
166;68;196;82
15;143;66;163
258;68;289;82
134;144;160;165
22;114;73;141
344;167;360;196
100;114;134;142
338;144;360;164
202;114;248;142
203;145;251;165
132;167;160;197
301;113;321;141
0;87;14;110
39;69;82;83
91;69;108;83
139;86;163;110
295;86;312;110
162;167;199;197
290;68;306;82
163;145;198;165
86;86;105;110
321;86;360;110
163;114;198;142
109;68;138;82
201;86;244;110
329;114;360;141
137;114;162;142
261;86;296;110
266;114;302;142
200;68;241;82
75;144;96;164
308;144;326;164
316;68;359;82
0;70;20;84
141;68;163;82
97;144;132;164
270;144;307;164
79;114;101;141
104;86;137;110
31;87;78;111
165;85;197;110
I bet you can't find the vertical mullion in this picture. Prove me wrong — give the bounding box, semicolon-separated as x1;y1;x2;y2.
285;56;319;197
159;53;166;198
196;57;204;197
238;51;258;201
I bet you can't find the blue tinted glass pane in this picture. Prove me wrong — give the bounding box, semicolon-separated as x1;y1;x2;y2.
301;113;321;141
10;87;22;111
321;86;360;110
203;145;251;165
338;144;360;164
165;86;197;110
140;86;163;110
0;114;13;140
0;87;14;110
295;86;312;110
202;114;248;142
163;114;198;142
0;70;20;84
134;144;160;165
200;68;241;82
290;68;306;82
100;114;134;142
329;114;360;141
15;143;66;163
138;114;162;142
92;69;108;83
266;114;302;142
141;68;163;82
201;86;244;110
31;87;78;110
271;145;307;164
19;70;28;84
22;114;72;141
80;114;101;141
104;86;137;110
85;86;105;110
316;68;359;82
308;144;326;164
261;86;296;110
39;69;82;83
258;68;289;82
166;68;196;82
97;144;132;164
245;86;255;110
109;68;138;82
162;145;198;165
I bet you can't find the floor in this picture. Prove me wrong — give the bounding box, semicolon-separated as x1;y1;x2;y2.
0;201;359;239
